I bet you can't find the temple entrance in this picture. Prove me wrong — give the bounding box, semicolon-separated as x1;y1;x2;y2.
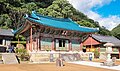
55;39;69;51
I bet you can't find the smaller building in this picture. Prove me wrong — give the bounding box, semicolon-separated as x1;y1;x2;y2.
0;28;14;52
82;34;120;59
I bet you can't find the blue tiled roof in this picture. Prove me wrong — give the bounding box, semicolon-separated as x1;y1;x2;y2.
13;11;99;34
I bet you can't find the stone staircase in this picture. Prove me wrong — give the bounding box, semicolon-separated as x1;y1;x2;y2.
2;53;18;64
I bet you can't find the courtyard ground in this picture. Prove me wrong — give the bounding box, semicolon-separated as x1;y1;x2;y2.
0;58;120;71
93;59;120;65
0;62;118;71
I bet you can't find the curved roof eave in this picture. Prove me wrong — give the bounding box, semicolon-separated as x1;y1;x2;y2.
13;11;99;34
28;17;98;33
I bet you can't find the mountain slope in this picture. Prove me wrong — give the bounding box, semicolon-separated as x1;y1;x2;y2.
0;0;111;36
111;24;120;39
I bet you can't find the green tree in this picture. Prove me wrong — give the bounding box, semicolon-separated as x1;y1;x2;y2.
9;8;26;30
21;2;37;14
5;0;24;7
98;26;112;36
115;33;120;39
39;0;74;18
93;49;100;58
0;14;12;29
35;0;55;8
15;34;26;41
0;0;113;37
77;20;95;28
111;24;120;39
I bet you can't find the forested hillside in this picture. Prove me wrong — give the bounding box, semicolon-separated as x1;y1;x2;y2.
111;24;120;39
0;0;111;36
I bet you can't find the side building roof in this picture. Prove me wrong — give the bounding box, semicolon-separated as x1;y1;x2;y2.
0;28;14;37
13;11;99;34
92;34;120;47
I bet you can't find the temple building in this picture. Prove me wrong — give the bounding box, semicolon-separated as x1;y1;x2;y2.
82;34;120;59
0;28;14;52
14;11;99;53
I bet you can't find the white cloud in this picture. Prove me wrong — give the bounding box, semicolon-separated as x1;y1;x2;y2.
98;16;120;30
68;0;111;13
68;0;120;30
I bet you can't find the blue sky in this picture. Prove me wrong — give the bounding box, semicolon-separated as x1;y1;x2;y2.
92;0;120;17
68;0;120;30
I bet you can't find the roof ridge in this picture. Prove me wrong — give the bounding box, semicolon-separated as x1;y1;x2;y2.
32;11;72;22
92;34;120;42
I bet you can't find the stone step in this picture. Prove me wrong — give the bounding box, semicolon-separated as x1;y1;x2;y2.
2;53;18;64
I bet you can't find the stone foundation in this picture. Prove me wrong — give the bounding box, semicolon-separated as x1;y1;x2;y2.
29;52;94;63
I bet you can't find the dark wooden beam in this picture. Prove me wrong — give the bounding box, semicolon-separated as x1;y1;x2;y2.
49;29;55;34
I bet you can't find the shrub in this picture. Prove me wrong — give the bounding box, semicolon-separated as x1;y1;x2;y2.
16;48;30;61
93;49;100;58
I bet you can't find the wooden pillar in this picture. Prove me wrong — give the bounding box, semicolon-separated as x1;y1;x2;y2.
119;48;120;59
52;38;54;51
30;26;33;51
112;47;114;52
98;47;100;52
90;34;92;52
39;36;41;51
37;37;40;51
2;39;5;46
37;32;40;51
79;38;82;51
35;37;37;51
69;40;72;51
80;43;83;51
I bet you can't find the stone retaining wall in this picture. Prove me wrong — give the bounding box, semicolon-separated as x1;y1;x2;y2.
29;52;94;63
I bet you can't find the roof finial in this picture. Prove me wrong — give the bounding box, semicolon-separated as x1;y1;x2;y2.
25;14;28;18
32;10;36;14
